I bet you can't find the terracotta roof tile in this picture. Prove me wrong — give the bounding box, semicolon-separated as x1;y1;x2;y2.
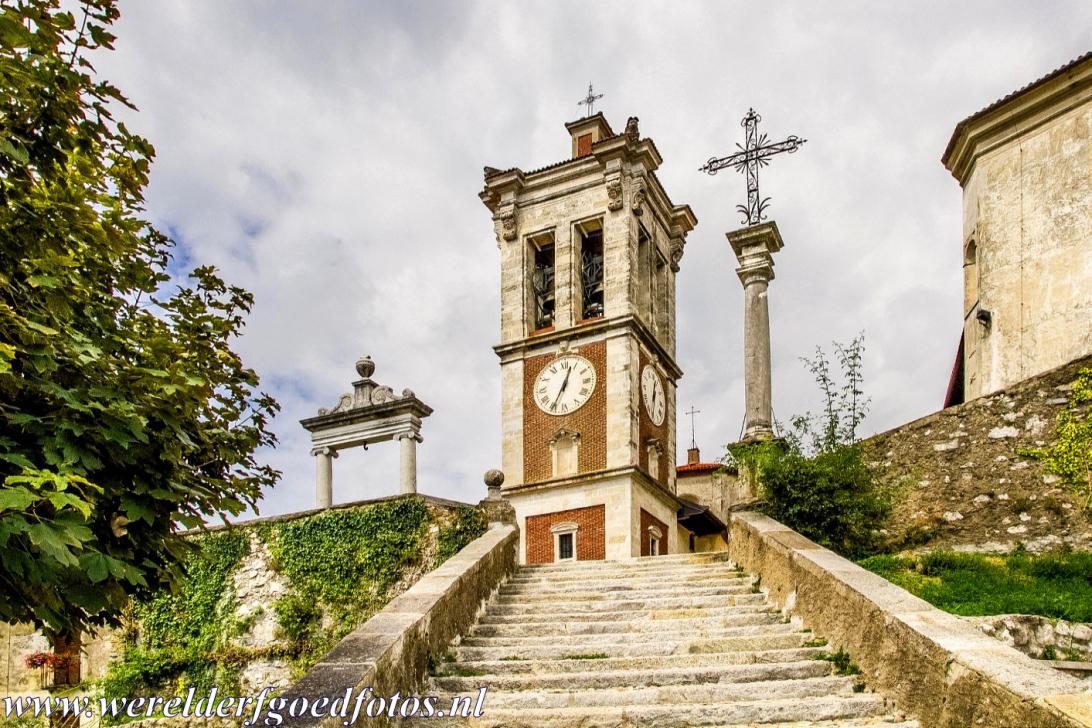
943;51;1092;165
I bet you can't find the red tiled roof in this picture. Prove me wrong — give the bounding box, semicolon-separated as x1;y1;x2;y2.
676;462;726;475
942;51;1092;167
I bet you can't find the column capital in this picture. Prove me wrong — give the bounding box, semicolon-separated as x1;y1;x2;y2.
310;446;339;458
727;220;784;286
395;431;423;443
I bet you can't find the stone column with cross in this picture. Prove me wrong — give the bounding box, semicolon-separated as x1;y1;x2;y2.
300;356;433;507
701;109;805;443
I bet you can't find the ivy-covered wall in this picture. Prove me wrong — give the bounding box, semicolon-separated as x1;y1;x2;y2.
2;495;485;714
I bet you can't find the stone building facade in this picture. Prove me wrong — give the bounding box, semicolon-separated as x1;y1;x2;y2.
481;113;700;563
943;52;1092;401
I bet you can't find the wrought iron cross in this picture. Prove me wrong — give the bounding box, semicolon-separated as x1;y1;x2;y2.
700;109;806;226
578;83;604;117
686;406;702;450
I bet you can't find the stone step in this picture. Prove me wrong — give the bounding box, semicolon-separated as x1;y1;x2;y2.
478;603;774;624
436;647;828;676
495;583;755;603
485;592;767;615
456;631;809;662
507;565;746;585
502;574;753;593
709;721;918;728
461;675;861;710
431;658;833;692
518;552;734;576
469;611;785;638
439;693;891;727
463;621;797;648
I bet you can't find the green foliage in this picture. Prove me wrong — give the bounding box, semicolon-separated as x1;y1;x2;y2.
783;334;870;456
436;506;487;563
1021;367;1092;509
560;653;609;660
728;334;890;558
100;531;249;702
266;498;432;670
743;443;891;558
101;498;484;699
273;593;320;643
818;648;861;676
859;549;1092;622
0;0;280;636
270;498;430;605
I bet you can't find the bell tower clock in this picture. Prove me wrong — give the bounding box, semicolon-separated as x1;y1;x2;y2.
481;113;697;564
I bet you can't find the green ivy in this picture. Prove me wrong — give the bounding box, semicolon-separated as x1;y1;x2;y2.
265;498;432;670
99;531;249;714
99;497;487;705
273;593;320;643
1021;367;1092;510
436;506;486;563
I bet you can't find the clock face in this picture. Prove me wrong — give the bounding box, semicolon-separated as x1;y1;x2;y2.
641;364;666;426
533;355;596;416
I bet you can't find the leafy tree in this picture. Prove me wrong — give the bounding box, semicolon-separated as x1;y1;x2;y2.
0;0;279;637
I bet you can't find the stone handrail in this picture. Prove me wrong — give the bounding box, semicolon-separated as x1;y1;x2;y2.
728;511;1092;727
280;523;519;726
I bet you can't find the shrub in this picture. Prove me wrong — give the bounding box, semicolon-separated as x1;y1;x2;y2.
748;443;891;558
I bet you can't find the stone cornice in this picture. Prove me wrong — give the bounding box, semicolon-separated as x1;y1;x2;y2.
493;314;683;380
942;54;1092;184
501;465;683;511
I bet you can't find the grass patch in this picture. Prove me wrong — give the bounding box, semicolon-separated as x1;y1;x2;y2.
802;637;828;648
560;653;609;660
859;549;1092;622
818;649;861;676
498;655;527;661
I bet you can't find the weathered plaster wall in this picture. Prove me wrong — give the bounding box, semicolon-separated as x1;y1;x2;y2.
958;76;1092;400
864;354;1092;553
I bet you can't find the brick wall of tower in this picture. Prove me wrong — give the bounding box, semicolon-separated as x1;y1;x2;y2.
522;340;607;483
639;508;669;556
638;348;669;487
525;505;607;564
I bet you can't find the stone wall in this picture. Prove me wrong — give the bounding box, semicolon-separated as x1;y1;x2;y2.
728;511;1092;727
0;494;478;701
965;615;1092;662
864;354;1091;553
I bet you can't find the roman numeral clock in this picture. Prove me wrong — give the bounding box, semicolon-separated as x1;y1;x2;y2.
481;110;696;564
534;356;597;416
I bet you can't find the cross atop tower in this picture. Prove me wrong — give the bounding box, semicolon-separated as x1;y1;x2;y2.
700;108;806;226
686;406;701;450
578;83;604;117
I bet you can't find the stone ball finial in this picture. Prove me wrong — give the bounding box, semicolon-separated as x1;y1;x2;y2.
484;469;505;489
355;355;375;378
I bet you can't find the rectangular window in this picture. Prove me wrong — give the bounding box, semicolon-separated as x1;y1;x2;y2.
579;222;604;320
529;236;555;331
558;532;574;560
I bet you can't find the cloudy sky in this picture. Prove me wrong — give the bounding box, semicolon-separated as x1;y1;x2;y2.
94;2;1090;517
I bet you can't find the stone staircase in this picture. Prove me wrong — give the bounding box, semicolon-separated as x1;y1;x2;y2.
425;552;918;727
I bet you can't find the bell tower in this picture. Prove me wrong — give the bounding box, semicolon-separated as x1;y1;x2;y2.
481;113;697;564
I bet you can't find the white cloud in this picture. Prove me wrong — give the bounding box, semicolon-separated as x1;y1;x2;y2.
95;0;1092;516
